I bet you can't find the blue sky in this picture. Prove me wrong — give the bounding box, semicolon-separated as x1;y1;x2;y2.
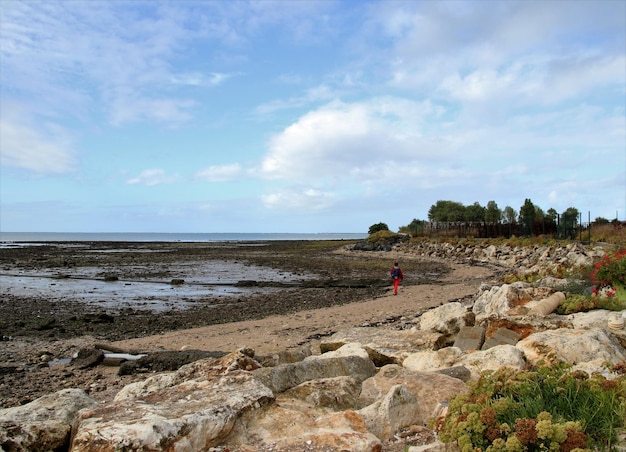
1;0;624;233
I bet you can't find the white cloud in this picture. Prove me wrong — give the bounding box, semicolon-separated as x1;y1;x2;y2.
0;1;204;126
0;119;76;174
261;97;444;182
126;169;178;186
261;188;335;210
195;163;244;182
369;1;625;109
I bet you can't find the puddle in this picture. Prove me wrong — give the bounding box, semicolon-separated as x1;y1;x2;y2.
1;261;316;313
48;358;72;366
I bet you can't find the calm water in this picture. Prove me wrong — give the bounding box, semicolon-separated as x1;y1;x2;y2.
0;232;367;243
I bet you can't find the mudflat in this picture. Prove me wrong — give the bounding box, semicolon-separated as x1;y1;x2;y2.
0;240;496;408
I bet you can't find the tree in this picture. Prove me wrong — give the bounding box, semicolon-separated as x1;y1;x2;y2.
503;206;517;224
561;207;580;226
561;207;580;227
465;202;486;222
368;222;389;235
485;201;502;223
560;207;580;239
519;199;536;236
402;218;425;236
428;200;466;222
546;208;558;223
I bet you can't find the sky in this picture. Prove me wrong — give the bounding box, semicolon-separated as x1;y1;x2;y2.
1;0;625;233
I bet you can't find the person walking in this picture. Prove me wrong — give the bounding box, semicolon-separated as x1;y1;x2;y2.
389;262;403;295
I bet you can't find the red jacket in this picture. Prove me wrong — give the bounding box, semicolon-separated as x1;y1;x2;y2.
390;267;403;280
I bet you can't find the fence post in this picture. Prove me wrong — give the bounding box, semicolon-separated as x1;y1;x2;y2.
579;213;582;242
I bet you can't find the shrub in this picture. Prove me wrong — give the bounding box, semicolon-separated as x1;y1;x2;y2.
368;222;390;235
591;249;626;299
589;223;626;246
558;293;626;314
438;364;626;451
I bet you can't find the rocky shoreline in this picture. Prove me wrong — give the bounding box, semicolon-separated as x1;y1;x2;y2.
1;239;625;451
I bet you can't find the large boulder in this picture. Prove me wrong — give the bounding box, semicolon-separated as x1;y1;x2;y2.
228;405;382;451
473;284;534;321
0;388;96;452
570;309;625;330
70;352;274;452
359;364;467;423
253;344;376;394
417;302;473;336
516;328;626;367
401;347;464;373
357;384;422;440
459;345;527;379
114;349;262;401
404;345;526;380
280;376;362;410
320;327;443;366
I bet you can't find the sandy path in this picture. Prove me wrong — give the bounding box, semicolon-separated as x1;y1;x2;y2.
113;263;495;356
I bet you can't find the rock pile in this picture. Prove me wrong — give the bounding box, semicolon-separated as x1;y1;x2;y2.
404;240;607;280
1;242;625;452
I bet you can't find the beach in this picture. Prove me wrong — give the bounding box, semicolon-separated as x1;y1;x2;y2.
0;240;497;408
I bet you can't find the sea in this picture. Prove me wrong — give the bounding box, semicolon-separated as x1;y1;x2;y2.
0;232;367;243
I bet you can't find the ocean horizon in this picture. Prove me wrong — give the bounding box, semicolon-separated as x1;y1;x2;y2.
0;232;368;243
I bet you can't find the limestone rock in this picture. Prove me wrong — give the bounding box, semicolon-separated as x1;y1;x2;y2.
357;384;421;440
256;345;312;367
359;364;467;423
115;349;262;401
404;345;526;380
403;347;464;373
320;327;443;366
516;327;626;366
71;352;274;452
314;341;371;360
227;404;382;451
280;376;361;410
72;371;274;452
253;349;376;394
472;284;534;321
570;309;623;330
0;388;96;452
459;345;527;379
418;302;473;335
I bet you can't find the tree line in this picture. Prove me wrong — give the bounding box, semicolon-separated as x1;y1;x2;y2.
389;199;614;239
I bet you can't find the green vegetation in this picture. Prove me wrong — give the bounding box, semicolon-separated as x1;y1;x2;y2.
422;199;582;229
368;222;390;235
438;363;626;451
395;198;619;240
591;249;626;293
551;247;626;314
